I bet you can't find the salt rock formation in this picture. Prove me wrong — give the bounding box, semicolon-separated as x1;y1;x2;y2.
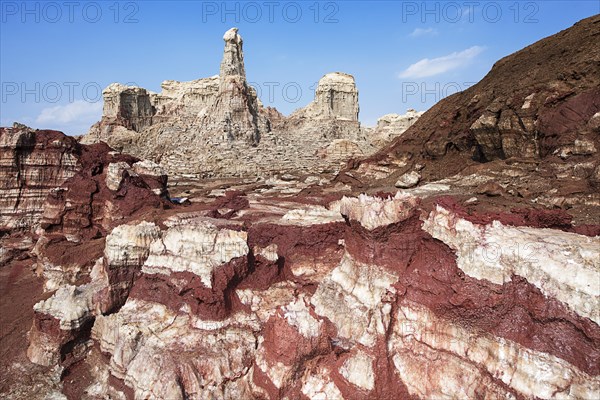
154;76;219;118
200;27;265;145
35;143;169;243
0;123;169;239
101;83;154;132
423;204;600;324
14;129;172;292
286;72;360;140
27;283;98;366
273;72;368;163
337;191;418;230
366;109;424;148
84;27;268;174
25;188;600;399
27;221;162;366
220;27;245;77
309;72;359;121
83;28;413;179
9;15;600;400
317;139;364;161
0;124;80;231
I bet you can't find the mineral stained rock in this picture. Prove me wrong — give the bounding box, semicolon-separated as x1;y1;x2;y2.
26;192;600;399
0;125;80;231
343;15;600;200
0;125;171;293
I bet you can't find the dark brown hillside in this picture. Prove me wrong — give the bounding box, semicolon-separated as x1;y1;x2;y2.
342;15;600;190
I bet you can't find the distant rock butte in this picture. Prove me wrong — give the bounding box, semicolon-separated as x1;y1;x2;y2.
81;28;421;180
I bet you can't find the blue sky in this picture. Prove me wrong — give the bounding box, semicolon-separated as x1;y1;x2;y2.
1;1;599;134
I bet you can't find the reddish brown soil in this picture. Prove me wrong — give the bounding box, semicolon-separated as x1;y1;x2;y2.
0;260;46;392
61;359;93;400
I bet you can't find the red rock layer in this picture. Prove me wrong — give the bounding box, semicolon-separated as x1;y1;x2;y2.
342;203;600;375
130;257;250;320
39;141;170;242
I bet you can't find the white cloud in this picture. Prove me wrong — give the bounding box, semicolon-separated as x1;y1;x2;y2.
398;46;485;79
409;27;438;38
34;100;102;135
36;100;102;125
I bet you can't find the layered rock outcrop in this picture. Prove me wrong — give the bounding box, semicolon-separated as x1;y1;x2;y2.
285;72;361;140
83;28;271;178
3;14;600;400
0;125;171;294
101;84;154;132
0;124;169;236
201;27;266;145
25;190;600;399
0;124;80;232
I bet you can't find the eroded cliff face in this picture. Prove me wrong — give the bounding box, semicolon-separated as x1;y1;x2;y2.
81;29;413;181
285;72;361;140
24;190;600;400
0;125;81;232
33;151;172;293
0;126;171;294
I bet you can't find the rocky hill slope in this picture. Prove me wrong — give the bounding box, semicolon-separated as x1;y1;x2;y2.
343;15;600;197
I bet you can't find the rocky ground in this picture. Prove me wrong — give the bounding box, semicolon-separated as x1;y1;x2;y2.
0;14;599;400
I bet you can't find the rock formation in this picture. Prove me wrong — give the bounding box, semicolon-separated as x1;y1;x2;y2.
343;15;600;198
0;124;80;232
101;84;154;132
365;109;424;148
83;28;272;179
0;125;171;294
23;190;600;399
82;29;411;181
203;27;265;145
285;72;361;140
2;14;600;400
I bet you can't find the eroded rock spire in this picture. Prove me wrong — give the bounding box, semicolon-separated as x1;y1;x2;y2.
220;27;246;78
